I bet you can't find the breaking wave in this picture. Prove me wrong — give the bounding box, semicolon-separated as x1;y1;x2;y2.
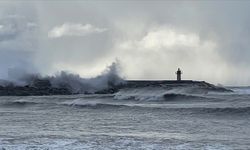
0;61;124;94
113;86;218;101
230;87;250;95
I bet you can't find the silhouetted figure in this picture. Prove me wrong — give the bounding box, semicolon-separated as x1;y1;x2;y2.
176;68;182;81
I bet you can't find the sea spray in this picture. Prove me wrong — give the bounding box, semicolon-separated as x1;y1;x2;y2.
49;62;124;93
0;62;124;94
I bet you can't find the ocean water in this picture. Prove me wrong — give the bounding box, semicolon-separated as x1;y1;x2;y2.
0;86;250;149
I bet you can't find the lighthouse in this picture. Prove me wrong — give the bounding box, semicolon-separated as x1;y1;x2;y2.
176;68;182;81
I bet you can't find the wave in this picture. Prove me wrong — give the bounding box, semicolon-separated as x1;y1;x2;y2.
60;99;250;116
113;86;218;101
61;99;126;109
163;93;209;101
2;96;250;116
3;100;39;106
230;87;250;95
0;61;123;94
175;107;250;116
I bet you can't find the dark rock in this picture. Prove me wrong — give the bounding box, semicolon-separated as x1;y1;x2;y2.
0;80;232;96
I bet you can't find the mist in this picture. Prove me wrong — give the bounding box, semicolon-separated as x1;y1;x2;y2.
0;1;250;85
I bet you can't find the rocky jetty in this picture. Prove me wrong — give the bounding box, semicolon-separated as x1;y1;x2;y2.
95;80;233;95
0;78;71;96
123;80;232;93
0;79;232;96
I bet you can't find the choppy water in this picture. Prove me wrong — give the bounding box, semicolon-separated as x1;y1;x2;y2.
0;87;250;149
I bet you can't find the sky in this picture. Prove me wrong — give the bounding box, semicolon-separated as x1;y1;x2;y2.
0;1;250;85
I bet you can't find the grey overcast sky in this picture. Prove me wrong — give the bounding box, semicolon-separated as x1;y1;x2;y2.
0;1;250;85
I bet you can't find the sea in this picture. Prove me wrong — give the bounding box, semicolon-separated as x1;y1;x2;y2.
0;86;250;150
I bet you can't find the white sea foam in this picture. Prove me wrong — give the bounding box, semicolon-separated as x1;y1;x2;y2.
113;86;208;101
61;98;101;107
1;61;124;94
231;87;250;95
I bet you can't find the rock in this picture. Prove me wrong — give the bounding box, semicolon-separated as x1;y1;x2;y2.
0;80;232;96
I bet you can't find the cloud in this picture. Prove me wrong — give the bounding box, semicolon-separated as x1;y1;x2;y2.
119;26;201;51
48;23;107;38
139;29;200;50
0;15;37;42
113;25;230;84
